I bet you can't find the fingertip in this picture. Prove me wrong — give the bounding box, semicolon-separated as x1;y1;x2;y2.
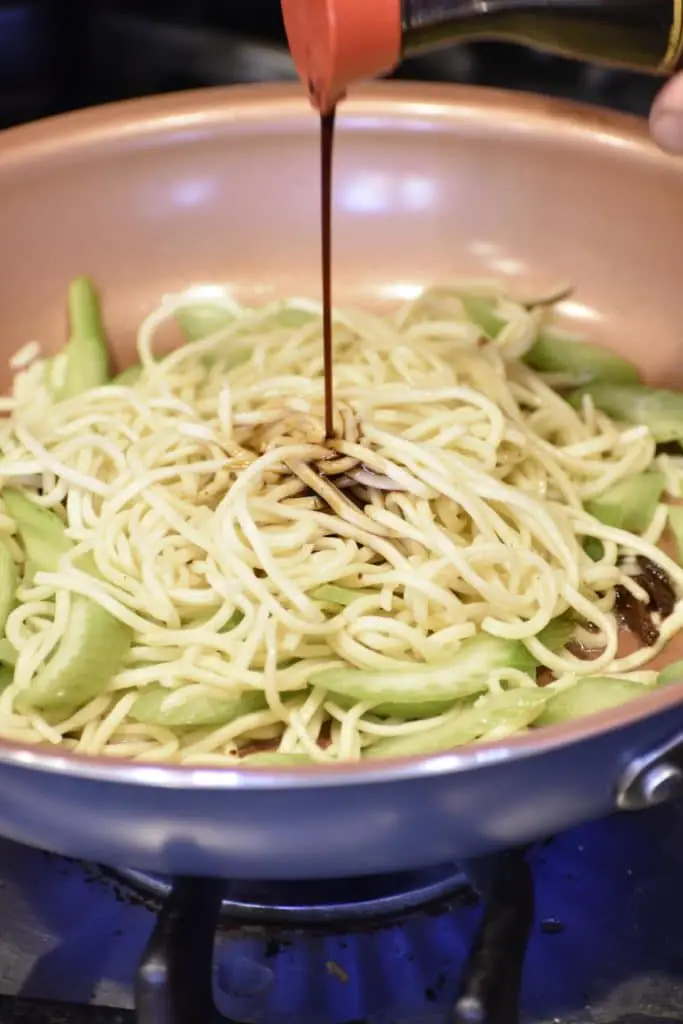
650;76;683;153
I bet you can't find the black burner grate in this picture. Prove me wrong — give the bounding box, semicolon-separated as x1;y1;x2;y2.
0;850;533;1023
135;879;222;1024
454;855;534;1024
117;863;471;925
124;851;531;1024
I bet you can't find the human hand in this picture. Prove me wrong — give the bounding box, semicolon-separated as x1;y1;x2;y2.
650;76;683;153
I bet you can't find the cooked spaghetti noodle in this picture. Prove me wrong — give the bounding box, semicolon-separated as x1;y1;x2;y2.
0;282;680;764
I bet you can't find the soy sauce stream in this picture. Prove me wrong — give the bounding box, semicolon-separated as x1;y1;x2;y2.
321;108;336;440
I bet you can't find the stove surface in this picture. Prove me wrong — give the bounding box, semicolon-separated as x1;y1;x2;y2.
0;804;681;1023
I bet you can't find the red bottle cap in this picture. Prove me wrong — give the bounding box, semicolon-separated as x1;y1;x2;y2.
281;0;402;112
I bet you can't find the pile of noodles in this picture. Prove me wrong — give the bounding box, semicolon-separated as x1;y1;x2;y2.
0;283;682;765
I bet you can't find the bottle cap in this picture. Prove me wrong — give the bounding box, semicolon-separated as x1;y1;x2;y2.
281;0;402;112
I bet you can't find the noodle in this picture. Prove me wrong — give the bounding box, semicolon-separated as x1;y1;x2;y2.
0;283;679;764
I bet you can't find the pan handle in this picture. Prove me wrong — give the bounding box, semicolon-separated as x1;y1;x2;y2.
616;730;683;810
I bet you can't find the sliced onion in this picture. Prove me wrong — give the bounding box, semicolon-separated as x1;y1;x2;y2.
347;467;409;492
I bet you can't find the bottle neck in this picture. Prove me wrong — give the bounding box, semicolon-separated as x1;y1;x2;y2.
401;0;499;51
400;0;682;75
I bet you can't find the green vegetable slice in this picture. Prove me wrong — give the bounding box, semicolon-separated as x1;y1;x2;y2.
4;488;97;577
50;277;110;401
657;660;683;686
6;488;131;709
129;686;265;728
175;301;314;363
330;692;461;719
177;298;315;340
312;584;378;606
584;537;605;562
0;638;17;667
568;383;683;443
24;596;132;710
535;676;654;727
369;699;459;719
112;356;164;387
239;752;313;767
267;307;315;329
586;471;665;533
365;689;547;760
112;364;144;386
310;634;536;706
0;536;18;635
3;490;71;573
175;306;237;341
0;664;12;691
524;331;640;386
536;613;576;651
668;505;683;565
458;295;506;338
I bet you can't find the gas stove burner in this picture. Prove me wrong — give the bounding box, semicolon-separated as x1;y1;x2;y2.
127;854;533;1024
117;863;471;925
0;811;680;1024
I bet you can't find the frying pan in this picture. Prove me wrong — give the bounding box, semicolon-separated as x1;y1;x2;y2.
0;82;683;880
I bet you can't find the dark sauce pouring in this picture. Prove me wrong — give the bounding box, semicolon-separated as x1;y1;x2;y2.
321;108;336;440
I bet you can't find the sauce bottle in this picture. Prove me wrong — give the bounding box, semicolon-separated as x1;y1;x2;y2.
281;0;683;112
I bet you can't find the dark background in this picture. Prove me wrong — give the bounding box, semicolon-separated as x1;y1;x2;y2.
0;0;663;129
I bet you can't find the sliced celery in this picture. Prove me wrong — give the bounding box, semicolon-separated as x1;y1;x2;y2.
310;634;536;706
269;308;315;329
524;331;640;386
369;699;460;719
0;635;16;696
50;277;110;401
568;383;683;443
111;364;144;387
365;689;547;759
177;304;314;341
129;686;265;728
0;537;18;635
112;356;166;387
312;584;377;606
586;471;665;534
668;505;683;565
6;489;132;709
239;752;313;767
584;537;605;562
536;614;575;651
3;490;71;573
458;295;506;338
535;676;653;727
657;660;683;686
25;596;132;710
331;692;461;719
175;305;237;342
0;638;17;667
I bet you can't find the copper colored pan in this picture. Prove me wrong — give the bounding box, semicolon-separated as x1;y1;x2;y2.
0;82;682;879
